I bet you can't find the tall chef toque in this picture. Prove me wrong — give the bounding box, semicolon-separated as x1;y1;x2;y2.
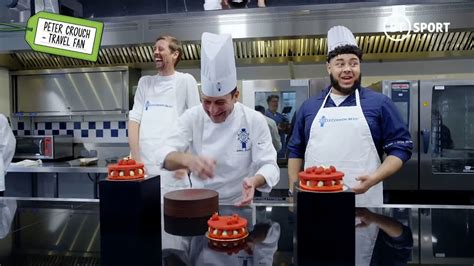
201;32;237;97
327;25;358;54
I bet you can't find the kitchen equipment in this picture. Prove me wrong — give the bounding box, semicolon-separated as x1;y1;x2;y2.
14;135;73;160
379;79;474;191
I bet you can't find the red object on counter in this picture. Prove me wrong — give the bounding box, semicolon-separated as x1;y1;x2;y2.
107;158;145;181
299;165;345;192
207;213;249;240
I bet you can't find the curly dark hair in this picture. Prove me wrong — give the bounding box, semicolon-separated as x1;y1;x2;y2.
327;44;363;63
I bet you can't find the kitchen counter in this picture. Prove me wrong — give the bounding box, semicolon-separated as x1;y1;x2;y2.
0;197;473;265
7;160;109;173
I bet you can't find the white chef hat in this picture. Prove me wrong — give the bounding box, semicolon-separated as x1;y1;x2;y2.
327;26;357;54
200;32;237;97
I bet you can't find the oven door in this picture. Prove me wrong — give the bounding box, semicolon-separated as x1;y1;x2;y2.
14;136;52;159
420;208;474;264
419;80;474;190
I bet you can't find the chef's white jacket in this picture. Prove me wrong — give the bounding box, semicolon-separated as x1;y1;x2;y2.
157;102;280;203
0;114;15;192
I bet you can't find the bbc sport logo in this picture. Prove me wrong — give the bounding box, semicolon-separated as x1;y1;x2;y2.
383;14;451;42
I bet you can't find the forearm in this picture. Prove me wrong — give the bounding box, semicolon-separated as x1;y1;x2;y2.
128;121;141;161
372;155;403;183
288;158;303;191
163;151;190;171
373;214;403;237
250;174;266;188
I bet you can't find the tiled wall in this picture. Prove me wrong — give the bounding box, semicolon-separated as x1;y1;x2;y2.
12;120;128;143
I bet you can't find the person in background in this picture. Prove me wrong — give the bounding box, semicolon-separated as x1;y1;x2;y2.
129;35;201;194
156;32;279;206
0;114;15;197
287;26;413;206
265;95;289;158
255;105;281;153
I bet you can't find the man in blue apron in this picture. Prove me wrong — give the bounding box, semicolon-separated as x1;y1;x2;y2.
155;32;279;206
129;35;201;194
287;26;413;207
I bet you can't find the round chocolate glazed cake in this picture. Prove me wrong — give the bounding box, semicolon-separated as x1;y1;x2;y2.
163;189;218;236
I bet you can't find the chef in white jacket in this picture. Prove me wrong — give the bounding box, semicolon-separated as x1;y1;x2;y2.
0;114;15;196
156;32;279;206
129;35;201;193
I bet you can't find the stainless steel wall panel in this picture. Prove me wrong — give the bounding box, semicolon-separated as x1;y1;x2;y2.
11;67;138;116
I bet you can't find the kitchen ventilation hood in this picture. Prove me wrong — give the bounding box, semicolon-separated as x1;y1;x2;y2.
0;2;472;70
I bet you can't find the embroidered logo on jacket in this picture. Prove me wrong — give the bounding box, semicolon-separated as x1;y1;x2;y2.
145;101;173;111
237;128;250;151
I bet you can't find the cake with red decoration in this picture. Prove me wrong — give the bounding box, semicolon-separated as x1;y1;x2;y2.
107;158;145;181
207;213;249;241
299;165;344;192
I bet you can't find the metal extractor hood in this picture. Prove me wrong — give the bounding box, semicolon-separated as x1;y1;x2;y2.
0;2;473;70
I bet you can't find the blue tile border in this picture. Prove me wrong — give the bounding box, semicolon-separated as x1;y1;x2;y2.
14;121;128;142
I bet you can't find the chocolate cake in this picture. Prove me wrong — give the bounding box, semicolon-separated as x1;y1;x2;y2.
164;189;218;236
299;165;345;192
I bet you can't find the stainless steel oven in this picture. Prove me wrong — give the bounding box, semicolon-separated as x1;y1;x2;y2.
420;208;474;264
419;80;474;190
380;79;474;191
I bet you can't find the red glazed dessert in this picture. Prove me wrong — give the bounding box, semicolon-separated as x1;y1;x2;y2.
207;237;248;255
299;165;344;192
107;158;145;181
207;213;249;241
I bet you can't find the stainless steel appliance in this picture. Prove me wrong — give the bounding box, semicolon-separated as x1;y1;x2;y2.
382;80;419;190
242;79;310;189
420;208;474;264
14;135;73;160
419;80;474;190
380;79;474;191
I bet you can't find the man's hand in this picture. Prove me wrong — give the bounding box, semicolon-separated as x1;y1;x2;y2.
355;208;376;228
352;174;378;194
173;169;189;179
235;177;256;207
186;155;216;179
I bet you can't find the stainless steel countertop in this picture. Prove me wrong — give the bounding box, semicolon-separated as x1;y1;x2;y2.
7;160;109;173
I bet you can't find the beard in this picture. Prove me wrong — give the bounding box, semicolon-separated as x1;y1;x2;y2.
330;73;362;95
